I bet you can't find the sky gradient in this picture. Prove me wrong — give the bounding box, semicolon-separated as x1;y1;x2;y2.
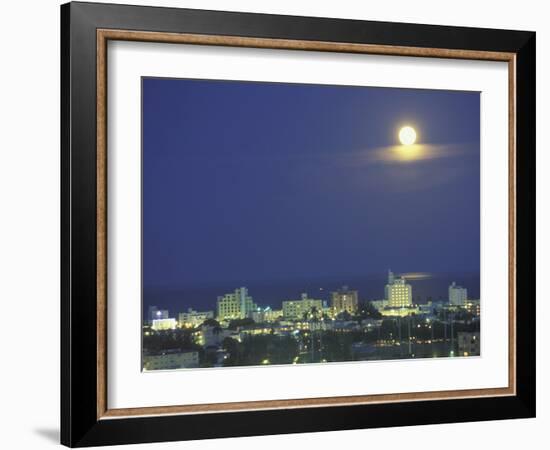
142;78;480;309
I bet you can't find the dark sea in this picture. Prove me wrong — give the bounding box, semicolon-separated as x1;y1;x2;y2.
143;272;480;317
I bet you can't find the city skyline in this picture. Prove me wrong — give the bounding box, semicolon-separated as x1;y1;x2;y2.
144;273;481;370
147;271;477;323
144;269;480;314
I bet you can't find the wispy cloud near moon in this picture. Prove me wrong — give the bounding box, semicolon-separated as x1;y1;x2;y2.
359;143;474;165
329;141;479;193
400;272;433;281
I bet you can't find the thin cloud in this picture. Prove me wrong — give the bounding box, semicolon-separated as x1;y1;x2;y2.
358;142;475;165
400;272;433;281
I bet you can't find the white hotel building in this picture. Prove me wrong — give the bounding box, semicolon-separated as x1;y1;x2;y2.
216;287;258;321
282;293;323;320
449;281;468;306
178;308;214;328
385;270;412;307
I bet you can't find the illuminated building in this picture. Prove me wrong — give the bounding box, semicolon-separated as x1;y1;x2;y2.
178;308;214;328
385;270;412;307
216;287;257;321
417;301;434;314
282;293;323;319
151;318;177;331
370;299;389;312
238;326;274;337
250;307;283;323
331;286;359;314
147;305;169;323
195;325;240;347
264;308;283;322
379;306;420;317
457;331;480;356
464;299;481;316
250;308;265;323
143;350;199;370
449;282;468;306
323;306;336;319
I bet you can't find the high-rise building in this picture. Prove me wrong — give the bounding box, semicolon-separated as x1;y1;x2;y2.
385;270;412;307
449;282;468;306
331;286;359;314
282;293;323;320
216;287;257;321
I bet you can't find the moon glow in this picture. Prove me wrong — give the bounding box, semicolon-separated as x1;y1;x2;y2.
398;126;417;146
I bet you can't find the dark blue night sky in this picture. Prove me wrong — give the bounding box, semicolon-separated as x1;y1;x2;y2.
142;78;480;312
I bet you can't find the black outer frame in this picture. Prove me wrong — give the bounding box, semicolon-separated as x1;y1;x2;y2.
61;1;536;447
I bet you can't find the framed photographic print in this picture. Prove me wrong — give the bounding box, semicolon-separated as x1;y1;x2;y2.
61;1;536;447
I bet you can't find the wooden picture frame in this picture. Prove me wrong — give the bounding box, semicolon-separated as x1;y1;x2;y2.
61;1;535;447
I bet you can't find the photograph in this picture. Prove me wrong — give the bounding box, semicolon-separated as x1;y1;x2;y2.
56;1;536;446
142;78;481;371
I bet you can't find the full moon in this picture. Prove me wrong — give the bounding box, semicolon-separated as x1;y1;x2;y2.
399;126;417;146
